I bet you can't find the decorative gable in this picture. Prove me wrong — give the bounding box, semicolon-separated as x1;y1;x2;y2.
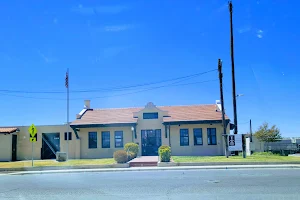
133;102;169;118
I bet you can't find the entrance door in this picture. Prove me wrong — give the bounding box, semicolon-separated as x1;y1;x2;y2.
41;133;60;159
141;129;161;156
12;135;17;161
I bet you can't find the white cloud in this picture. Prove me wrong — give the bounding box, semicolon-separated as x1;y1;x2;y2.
256;29;264;38
37;50;57;63
95;5;128;14
71;4;129;15
215;3;227;13
238;25;252;34
104;24;133;32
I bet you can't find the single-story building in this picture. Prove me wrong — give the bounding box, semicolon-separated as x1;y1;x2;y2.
70;100;231;158
0;100;232;161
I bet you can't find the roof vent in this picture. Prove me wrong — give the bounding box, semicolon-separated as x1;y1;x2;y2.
84;100;91;109
216;100;222;111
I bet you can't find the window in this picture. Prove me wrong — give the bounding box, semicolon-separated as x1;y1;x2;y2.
143;112;158;119
193;128;203;145
88;132;97;149
180;129;189;146
102;131;110;148
114;131;123;148
207;128;217;145
64;132;72;140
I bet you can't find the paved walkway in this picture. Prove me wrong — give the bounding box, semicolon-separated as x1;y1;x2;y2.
129;156;159;163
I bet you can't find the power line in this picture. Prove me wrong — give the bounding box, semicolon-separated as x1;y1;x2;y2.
81;79;218;100
0;69;217;94
0;79;218;101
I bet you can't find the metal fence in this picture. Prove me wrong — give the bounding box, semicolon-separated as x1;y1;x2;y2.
264;142;300;155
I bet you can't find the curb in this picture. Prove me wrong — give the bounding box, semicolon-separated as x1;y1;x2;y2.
0;163;129;172
4;164;300;176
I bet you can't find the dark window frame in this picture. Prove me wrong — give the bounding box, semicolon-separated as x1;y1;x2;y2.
102;131;110;148
114;131;123;148
143;112;158;119
88;132;97;149
193;128;203;145
64;132;72;140
207;128;217;145
180;129;189;146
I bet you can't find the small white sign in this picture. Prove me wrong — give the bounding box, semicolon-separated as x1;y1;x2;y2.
228;134;242;151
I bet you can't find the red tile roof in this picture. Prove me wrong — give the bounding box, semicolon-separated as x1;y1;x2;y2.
0;127;18;133
71;104;229;126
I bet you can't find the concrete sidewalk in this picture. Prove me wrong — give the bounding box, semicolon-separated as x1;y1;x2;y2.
2;164;300;176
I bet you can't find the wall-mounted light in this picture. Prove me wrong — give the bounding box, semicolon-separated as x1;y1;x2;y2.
131;126;137;139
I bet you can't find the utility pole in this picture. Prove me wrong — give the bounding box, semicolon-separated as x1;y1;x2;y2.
229;1;244;157
229;1;238;136
65;69;69;160
218;59;229;158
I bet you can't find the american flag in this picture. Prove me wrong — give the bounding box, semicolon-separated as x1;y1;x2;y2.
65;71;69;88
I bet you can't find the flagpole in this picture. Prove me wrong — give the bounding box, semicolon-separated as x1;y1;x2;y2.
66;68;69;160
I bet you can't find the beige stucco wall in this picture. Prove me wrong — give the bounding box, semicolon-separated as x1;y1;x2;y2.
16;125;79;160
170;123;229;156
0;134;12;161
79;127;132;159
133;106;168;156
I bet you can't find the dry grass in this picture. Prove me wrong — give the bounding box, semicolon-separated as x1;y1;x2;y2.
172;153;300;163
0;159;115;168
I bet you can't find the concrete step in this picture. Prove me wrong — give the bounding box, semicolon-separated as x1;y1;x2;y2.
129;162;158;167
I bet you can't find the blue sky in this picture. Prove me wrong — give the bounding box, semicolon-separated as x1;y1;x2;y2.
0;0;299;136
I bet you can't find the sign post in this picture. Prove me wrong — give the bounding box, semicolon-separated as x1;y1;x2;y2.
31;142;33;167
28;124;37;167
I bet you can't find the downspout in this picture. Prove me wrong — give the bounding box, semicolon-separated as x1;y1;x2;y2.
169;123;171;147
164;125;168;138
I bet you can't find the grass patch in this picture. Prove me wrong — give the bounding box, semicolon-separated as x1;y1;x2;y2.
0;159;115;168
172;153;300;163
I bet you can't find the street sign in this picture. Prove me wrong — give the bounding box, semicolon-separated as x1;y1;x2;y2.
28;124;38;167
29;124;37;142
29;134;37;142
29;124;37;136
228;134;242;151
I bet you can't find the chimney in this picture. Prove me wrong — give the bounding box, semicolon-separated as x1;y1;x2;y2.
84;100;90;109
216;100;222;111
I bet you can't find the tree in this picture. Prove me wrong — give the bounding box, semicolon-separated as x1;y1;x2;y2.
254;122;282;145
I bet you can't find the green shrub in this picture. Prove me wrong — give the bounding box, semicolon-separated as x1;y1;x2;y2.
124;143;139;158
127;151;136;161
113;150;128;163
159;145;171;162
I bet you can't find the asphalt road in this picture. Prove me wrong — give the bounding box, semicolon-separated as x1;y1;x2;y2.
1;169;300;200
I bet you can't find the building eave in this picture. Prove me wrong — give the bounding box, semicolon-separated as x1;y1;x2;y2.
70;123;137;129
162;119;230;125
